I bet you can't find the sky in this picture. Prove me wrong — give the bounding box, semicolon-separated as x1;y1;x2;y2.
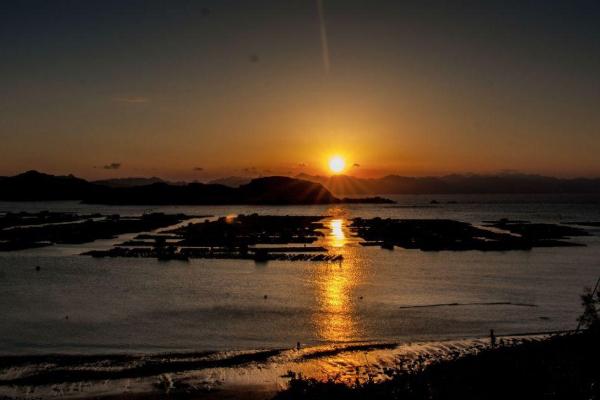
1;0;600;181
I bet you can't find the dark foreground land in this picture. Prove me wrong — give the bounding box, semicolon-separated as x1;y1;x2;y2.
0;331;595;400
280;287;600;400
276;330;600;400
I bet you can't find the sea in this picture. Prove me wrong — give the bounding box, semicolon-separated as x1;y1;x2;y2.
1;194;600;356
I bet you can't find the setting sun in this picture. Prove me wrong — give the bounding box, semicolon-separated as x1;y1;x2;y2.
328;156;346;174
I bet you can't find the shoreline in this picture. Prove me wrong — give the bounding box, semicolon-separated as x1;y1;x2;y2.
0;334;562;400
276;329;599;400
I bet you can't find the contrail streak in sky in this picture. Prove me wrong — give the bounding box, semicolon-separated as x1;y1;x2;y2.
317;0;330;74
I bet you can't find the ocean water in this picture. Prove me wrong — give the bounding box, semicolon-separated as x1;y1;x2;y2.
1;195;600;355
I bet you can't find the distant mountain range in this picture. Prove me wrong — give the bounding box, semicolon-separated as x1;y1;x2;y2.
93;176;249;188
0;171;390;205
2;170;600;205
87;176;344;205
92;177;167;188
295;173;600;195
206;176;252;187
0;170;101;201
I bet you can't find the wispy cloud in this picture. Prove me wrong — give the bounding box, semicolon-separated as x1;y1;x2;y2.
193;167;204;171
353;163;360;168
113;96;150;104
100;162;121;170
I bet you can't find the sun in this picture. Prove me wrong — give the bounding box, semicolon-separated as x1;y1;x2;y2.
328;156;346;174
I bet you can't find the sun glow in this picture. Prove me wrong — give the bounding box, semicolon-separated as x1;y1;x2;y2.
328;156;346;174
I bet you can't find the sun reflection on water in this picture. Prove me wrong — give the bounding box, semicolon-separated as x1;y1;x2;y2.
316;266;356;342
329;219;347;248
312;216;361;343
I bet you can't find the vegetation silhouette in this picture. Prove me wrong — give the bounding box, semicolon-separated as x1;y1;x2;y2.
275;287;600;400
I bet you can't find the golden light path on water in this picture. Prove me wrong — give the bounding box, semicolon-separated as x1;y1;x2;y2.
329;218;346;248
312;210;363;343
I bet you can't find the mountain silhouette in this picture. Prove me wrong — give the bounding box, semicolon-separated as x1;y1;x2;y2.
238;176;338;204
93;177;167;188
207;176;252;187
296;173;600;195
0;171;387;205
87;176;339;205
3;170;600;204
0;171;102;201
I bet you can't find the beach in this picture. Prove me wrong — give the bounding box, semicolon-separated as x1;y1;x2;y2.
0;334;562;399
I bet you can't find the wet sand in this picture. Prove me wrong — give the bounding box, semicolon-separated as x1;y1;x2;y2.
0;335;554;399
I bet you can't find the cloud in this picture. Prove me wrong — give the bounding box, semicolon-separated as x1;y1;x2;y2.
353;163;360;167
113;96;149;104
102;163;121;170
298;163;307;167
193;167;204;171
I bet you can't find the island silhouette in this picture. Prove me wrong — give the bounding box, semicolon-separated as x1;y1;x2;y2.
3;170;600;205
0;171;392;205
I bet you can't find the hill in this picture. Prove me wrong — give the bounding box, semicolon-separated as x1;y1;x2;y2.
297;173;600;195
207;176;252;187
0;171;103;201
0;171;388;205
92;177;166;188
85;176;339;205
